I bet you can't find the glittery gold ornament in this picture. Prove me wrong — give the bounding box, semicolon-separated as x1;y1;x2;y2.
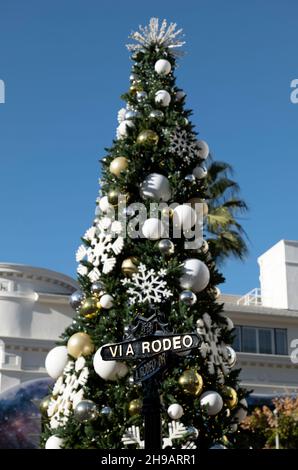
136;130;159;146
222;386;238;409
67;332;94;359
80;297;100;317
109;157;128;177
39;395;51;417
121;257;139;276
178;369;203;396
128;398;142;416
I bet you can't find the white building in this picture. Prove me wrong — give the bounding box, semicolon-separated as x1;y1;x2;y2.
0;264;77;393
225;240;298;398
1;240;298;399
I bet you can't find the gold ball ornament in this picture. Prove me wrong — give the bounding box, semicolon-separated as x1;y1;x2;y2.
109;157;128;177
67;332;95;359
178;369;203;396
121;257;139;276
80;297;100;317
39;395;51;417
129;84;143;95
222;386;238;409
136;130;159;146
128;398;142;416
107;190;120;206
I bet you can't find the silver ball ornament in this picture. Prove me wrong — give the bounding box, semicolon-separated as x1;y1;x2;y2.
186;426;199;440
90;281;106;297
130;73;138;82
100;406;112;417
179;290;197;306
185;174;196;183
149;109;164;121
69;290;85;310
74;400;99;423
226;346;237;367
125;110;140;120
136;91;148;102
158;239;174;255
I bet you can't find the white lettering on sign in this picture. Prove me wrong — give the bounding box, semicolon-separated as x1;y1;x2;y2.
103;333;199;361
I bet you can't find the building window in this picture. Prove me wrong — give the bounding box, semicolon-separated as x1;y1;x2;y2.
233;326;288;355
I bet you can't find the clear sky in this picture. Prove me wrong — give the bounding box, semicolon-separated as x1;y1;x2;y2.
0;0;297;294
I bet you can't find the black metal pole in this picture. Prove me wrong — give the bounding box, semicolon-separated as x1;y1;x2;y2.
142;377;161;449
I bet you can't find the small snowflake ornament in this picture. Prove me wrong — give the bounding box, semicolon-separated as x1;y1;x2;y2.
76;218;124;279
122;421;196;449
197;313;230;382
47;359;89;429
121;263;173;305
168;127;201;164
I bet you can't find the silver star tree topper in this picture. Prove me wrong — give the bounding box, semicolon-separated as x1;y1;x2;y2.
126;17;185;56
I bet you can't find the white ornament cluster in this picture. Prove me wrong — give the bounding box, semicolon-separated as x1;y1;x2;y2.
76;217;124;281
197;313;230;382
47;357;89;429
121;263;173;305
126;17;185;56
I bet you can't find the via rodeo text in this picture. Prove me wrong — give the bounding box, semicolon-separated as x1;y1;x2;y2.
101;333;200;361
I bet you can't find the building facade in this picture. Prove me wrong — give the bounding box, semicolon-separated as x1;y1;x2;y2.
0;264;77;393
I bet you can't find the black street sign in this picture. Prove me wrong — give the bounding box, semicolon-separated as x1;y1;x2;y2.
101;333;200;361
134;352;167;383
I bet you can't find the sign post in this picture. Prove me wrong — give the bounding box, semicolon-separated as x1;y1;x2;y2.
101;313;201;449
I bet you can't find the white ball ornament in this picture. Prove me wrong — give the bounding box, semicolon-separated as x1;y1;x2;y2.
173;205;197;230
193;165;208;179
175;90;186;101
99;196;112;213
200;391;223;416
117;120;135;138
180;258;210;293
196;140;209;160
142;218;165;240
155;90;171;107
45;346;68;379
99;294;114;309
45;436;64;449
140;173;171;202
154;59;171;75
167;404;184;420
93;347;128;381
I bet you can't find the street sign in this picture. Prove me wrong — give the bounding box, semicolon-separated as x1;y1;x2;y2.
101;333;200;361
134;352;167;383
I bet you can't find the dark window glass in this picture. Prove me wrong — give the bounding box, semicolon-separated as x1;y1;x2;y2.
242;327;257;353
258;328;273;354
232;326;241;351
275;329;288;355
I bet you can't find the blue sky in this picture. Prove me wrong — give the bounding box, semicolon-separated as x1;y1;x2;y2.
0;0;297;294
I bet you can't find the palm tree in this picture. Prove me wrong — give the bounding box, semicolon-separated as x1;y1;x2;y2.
205;161;248;264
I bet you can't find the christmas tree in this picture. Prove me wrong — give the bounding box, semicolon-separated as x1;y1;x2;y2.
41;18;248;450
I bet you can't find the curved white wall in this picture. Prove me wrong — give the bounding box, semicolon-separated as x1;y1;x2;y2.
0;263;78;392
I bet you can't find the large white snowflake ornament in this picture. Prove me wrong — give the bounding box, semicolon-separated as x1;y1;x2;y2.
127;18;185;56
121;263;173;305
47;358;89;429
168;127;200;164
122;421;196;449
197;313;230;382
76;218;124;279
